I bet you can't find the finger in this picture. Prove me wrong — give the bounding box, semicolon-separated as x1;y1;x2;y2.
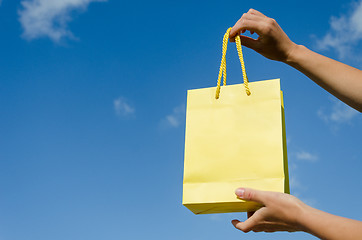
252;223;299;233
231;219;252;233
231;219;240;227
242;12;265;22
230;10;267;38
229;29;246;42
229;13;248;38
232;212;263;233
251;224;269;232
230;18;263;39
248;8;267;17
235;188;270;205
230;29;257;43
239;35;260;50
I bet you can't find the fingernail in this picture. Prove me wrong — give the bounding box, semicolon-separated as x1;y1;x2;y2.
235;188;245;198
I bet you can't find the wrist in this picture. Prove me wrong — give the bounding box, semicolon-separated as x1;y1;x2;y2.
283;44;305;66
286;199;313;233
296;203;319;234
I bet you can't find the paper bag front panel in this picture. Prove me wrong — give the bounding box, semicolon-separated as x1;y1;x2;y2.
183;79;289;214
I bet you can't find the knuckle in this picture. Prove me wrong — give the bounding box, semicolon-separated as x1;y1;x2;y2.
263;23;273;34
241;19;249;27
267;18;276;26
247;190;254;200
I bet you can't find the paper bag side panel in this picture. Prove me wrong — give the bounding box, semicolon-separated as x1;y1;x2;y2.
281;91;290;194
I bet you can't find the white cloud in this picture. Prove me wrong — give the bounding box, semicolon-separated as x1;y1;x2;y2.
18;0;106;42
162;104;185;128
113;97;134;117
295;151;318;162
316;1;362;60
288;147;318;206
318;100;359;124
289;175;304;191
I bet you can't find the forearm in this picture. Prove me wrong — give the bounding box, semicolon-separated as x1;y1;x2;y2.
285;45;362;112
299;205;362;240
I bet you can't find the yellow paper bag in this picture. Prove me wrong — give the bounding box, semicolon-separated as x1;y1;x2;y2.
182;28;289;214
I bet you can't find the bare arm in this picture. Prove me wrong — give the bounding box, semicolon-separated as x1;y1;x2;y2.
229;9;362;112
232;188;362;240
286;45;362;112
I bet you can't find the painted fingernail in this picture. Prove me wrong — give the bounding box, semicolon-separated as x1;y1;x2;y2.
235;188;245;198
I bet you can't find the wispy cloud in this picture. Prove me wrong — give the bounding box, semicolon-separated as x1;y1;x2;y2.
318;100;359;124
113;97;134;117
295;151;318;162
18;0;106;42
316;1;362;60
289;175;305;191
288;150;318;206
161;104;185;128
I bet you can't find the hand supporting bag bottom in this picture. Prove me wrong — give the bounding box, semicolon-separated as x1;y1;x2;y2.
182;28;289;214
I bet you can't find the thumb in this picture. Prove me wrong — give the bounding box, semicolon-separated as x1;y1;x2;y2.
235;188;268;205
238;35;259;51
231;213;262;233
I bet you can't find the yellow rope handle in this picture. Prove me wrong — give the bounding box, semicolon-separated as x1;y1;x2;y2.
235;32;251;96
215;29;229;99
215;28;251;99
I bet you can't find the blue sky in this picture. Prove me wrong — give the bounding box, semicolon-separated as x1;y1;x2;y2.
0;0;361;239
